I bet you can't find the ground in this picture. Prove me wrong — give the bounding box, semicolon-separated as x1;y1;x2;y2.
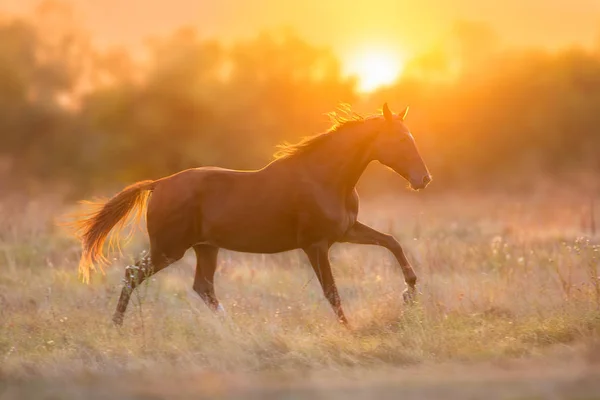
1;187;599;399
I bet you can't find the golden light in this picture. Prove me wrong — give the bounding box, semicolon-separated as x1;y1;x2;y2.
344;48;404;92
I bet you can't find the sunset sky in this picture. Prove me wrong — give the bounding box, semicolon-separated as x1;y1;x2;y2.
3;0;600;90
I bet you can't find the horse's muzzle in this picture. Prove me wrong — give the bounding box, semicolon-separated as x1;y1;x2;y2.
410;174;432;190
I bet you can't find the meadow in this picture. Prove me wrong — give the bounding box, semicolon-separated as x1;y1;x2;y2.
2;1;600;398
1;185;599;399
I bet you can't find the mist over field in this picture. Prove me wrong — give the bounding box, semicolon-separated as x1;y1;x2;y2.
1;1;600;399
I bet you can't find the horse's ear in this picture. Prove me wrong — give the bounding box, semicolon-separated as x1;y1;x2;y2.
399;106;409;121
382;103;393;121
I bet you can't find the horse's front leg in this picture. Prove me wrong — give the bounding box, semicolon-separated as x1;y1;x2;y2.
303;242;349;326
341;221;418;304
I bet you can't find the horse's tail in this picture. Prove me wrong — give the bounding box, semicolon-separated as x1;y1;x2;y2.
70;180;157;283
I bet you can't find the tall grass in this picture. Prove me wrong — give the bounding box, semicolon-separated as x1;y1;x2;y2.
0;187;599;379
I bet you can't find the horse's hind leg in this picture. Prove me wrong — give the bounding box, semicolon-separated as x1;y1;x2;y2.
192;244;224;314
112;250;176;326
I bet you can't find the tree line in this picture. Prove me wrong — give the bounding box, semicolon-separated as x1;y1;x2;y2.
1;7;599;196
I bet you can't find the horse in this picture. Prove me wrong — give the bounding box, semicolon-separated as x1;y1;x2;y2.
71;103;432;326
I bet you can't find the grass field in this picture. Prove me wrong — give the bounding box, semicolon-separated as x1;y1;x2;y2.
1;187;600;399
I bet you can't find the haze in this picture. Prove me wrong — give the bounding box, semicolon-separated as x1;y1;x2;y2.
3;0;600;54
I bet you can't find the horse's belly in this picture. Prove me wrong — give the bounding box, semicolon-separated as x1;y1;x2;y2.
213;238;297;254
203;222;299;254
199;203;300;253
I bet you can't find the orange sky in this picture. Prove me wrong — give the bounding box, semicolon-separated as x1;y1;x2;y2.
2;0;600;90
3;0;600;52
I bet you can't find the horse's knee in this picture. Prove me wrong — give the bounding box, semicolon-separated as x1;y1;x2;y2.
382;233;397;247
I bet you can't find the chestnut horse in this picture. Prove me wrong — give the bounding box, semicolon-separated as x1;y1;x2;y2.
72;103;432;326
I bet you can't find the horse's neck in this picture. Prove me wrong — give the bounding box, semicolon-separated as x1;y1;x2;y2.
299;125;376;194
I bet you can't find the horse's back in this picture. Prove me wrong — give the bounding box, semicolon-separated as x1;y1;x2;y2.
146;165;300;254
195;166;302;252
147;166;257;223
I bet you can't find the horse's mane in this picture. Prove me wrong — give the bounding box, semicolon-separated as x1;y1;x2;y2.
273;105;365;160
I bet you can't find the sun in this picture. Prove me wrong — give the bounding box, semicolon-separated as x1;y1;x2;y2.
344;48;404;93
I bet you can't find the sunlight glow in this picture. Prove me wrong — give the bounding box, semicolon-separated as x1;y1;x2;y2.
344;49;404;92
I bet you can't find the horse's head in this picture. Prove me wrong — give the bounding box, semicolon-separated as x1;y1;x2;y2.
371;103;432;191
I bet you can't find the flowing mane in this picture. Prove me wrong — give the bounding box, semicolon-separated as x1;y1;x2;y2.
273;106;365;159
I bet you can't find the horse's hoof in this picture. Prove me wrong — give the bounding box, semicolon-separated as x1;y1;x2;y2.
112;314;124;327
402;287;417;305
216;303;227;316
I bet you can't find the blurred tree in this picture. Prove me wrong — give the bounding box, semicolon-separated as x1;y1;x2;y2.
0;12;599;196
77;28;355;187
